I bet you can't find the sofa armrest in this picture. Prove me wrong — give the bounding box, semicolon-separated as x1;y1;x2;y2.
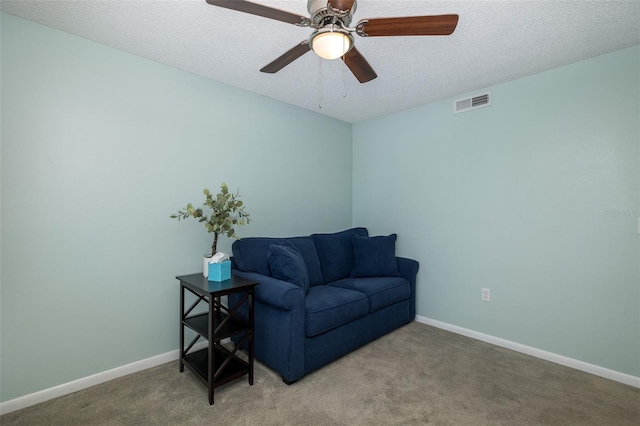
397;257;419;282
397;257;419;319
231;268;306;383
232;270;304;310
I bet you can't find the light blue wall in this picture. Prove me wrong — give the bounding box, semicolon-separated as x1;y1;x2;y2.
353;46;640;377
0;13;352;402
2;11;638;405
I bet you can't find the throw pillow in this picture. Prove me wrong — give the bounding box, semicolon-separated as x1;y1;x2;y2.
286;237;324;287
351;234;400;278
268;242;310;293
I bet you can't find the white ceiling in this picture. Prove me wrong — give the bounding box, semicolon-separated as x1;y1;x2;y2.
2;0;639;123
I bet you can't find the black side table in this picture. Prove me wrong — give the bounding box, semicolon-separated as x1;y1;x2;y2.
176;273;258;405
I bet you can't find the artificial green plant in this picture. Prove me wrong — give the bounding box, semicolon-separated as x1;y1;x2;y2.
171;183;251;256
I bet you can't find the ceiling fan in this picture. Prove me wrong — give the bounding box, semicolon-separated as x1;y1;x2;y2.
205;0;459;83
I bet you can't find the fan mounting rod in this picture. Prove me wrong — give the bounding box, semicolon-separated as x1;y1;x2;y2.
307;0;357;27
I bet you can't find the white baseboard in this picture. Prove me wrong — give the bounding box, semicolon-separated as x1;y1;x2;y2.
415;315;640;389
0;350;177;415
0;341;212;415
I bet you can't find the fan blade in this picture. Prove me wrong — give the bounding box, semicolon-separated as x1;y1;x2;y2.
357;15;459;37
342;47;377;83
260;41;311;74
328;0;356;11
206;0;308;25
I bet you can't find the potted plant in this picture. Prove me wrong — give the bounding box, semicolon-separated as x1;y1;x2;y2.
171;183;251;280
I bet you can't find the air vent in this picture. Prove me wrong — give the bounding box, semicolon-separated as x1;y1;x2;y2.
454;91;491;114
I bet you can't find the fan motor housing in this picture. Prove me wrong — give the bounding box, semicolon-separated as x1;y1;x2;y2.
307;0;357;27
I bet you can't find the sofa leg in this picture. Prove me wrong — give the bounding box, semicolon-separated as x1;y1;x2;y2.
282;377;297;385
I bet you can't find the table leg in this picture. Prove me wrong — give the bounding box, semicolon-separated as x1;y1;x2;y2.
249;289;255;385
179;284;184;373
208;293;215;405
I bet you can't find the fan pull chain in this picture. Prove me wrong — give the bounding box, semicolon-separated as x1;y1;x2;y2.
342;68;346;98
318;56;323;109
342;54;347;98
342;36;347;98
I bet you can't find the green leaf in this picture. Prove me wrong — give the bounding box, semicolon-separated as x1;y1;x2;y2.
172;182;250;240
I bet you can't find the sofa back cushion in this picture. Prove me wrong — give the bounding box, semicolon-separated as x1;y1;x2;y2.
232;235;324;286
287;237;324;287
312;227;369;284
233;237;284;276
268;242;310;293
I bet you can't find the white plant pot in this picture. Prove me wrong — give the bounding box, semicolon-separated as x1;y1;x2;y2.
203;255;212;277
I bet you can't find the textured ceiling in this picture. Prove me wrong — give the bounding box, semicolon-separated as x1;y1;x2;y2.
2;0;639;123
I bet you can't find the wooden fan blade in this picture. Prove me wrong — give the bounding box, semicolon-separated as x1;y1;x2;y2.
206;0;307;25
358;15;459;37
343;47;377;83
260;41;311;74
328;0;356;11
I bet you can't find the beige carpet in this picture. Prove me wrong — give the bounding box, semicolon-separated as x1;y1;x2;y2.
2;322;638;425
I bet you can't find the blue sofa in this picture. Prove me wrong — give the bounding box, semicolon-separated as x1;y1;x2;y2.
230;227;419;384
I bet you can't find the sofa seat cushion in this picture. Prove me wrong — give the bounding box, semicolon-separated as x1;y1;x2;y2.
329;277;410;313
305;285;369;337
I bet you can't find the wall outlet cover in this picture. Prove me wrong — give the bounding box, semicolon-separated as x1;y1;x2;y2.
482;288;491;302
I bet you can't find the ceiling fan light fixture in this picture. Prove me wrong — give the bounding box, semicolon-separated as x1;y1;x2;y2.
310;27;354;60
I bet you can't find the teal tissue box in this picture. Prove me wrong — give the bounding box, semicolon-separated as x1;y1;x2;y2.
208;260;231;282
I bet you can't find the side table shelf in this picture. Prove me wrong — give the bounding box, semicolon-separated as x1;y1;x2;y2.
177;273;259;405
183;346;248;388
183;312;247;340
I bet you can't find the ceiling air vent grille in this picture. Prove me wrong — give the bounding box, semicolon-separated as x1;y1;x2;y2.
454;91;491;114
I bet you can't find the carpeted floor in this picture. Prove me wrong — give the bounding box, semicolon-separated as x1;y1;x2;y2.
2;322;638;425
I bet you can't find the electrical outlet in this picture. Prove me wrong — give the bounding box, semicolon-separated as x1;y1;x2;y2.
482;288;491;302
